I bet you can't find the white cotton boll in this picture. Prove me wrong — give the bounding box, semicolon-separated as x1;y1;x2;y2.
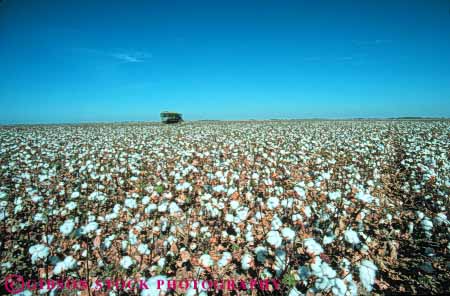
158;201;168;212
266;230;282;248
217;252;232;268
31;195;44;203
227;187;236;196
225;214;234;223
303;238;323;256
157;257;166;269
323;234;335;245
169;202;182;214
141;276;168;296
434;213;449;226
359;260;378;292
408;222;414;234
241;253;252;270
70;192;80;199
142;196;150;205
274;249;287;276
294;187;306;199
138;243;150;255
235;206;249;221
113;204;122;214
230;200;240;210
416;211;425;220
81;222;98;235
245;231;254;242
328;191;341;201
65;201;77;210
347;275;358;296
199;254;214;268
29;244;49;264
340;258;351;272
281;227;295;241
255;211;263;220
288;287;303;296
331;278;347;296
53;261;66;275
281;198;294;208
421;217;433;237
59;219;75;236
255;246;268;263
304;206;312;218
145;204;157;214
344;229;360;245
88;191;106;202
266;197;279;210
356;192;373;203
124;198;137;209
213;185;225;192
34;213;46;222
271;215;283;230
292;213;302;222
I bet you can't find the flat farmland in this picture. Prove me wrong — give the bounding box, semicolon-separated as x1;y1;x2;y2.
0;120;449;295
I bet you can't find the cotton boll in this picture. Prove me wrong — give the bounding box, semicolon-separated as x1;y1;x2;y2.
255;246;268;263
303;238;323;256
142;196;150;205
355;192;373;203
124;198;137;209
138;243;150;255
266;231;283;248
169;202;182;214
323;234;335;245
408;222;414;234
328;191;341;201
434;213;449;226
421;217;433;237
274;249;287;276
416;211;425;220
304;206;312;218
59;219;75;236
281;227;295;241
230;200;239;210
359;259;377;292
120;256;134;269
266;197;279;210
292;213;302;222
225;214;234;223
235;206;249;222
331;278;347;296
144;204;157;214
241;253;252;270
271;215;283;230
141;276;168;296
157;257;166;269
288;287;303;296
344;229;360;245
217;252;232;268
199;254;214;268
29;244;49;264
245;231;254;242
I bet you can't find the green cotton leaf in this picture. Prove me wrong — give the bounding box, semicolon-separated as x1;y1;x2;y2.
282;272;297;288
155;185;164;194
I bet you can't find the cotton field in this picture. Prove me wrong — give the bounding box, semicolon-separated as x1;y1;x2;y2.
0;120;449;295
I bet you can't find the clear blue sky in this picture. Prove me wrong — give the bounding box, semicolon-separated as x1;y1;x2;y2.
1;0;450;123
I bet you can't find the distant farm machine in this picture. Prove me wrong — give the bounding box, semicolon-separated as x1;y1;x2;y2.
160;111;183;124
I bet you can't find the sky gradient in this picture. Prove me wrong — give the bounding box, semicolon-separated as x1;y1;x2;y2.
1;0;450;124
